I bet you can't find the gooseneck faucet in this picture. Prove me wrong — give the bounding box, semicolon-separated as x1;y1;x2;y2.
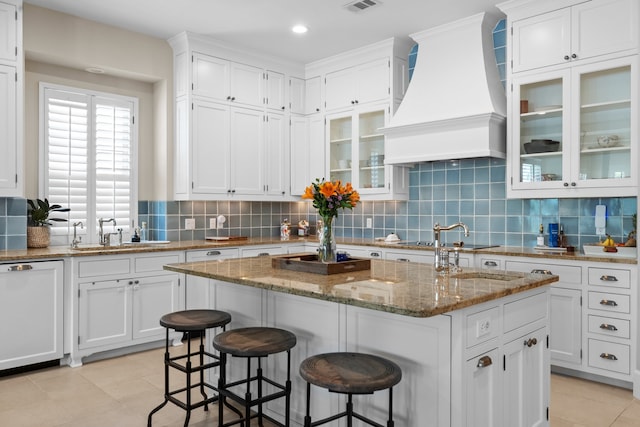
99;218;117;246
71;221;84;248
433;222;470;271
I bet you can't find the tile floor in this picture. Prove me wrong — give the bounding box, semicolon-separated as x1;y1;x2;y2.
0;342;638;426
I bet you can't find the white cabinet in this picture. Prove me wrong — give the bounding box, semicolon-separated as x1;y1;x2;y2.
305;76;322;114
192;52;263;108
170;32;301;201
324;58;389;111
508;55;637;198
290;114;325;196
465;348;501;427
185;248;239;309
503;327;549;427
70;252;184;366
0;0;22;197
289;77;305;115
510;0;638;73
240;245;288;258
0;260;63;370
327;104;409;199
550;287;582;364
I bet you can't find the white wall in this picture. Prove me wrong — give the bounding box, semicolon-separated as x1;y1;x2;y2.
22;4;174;200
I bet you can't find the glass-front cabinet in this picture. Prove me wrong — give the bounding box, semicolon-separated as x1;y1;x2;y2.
509;56;637;198
326;104;408;199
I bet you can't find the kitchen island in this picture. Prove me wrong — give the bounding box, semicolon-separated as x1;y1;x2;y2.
165;255;557;427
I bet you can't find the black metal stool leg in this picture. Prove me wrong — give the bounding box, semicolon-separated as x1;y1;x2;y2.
387;387;394;427
304;382;312;427
347;394;353;427
257;357;264;426
285;349;292;427
199;333;209;411
148;328;171;426
245;357;252;427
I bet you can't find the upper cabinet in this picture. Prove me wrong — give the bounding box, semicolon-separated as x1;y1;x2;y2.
0;0;22;197
511;0;638;73
169;32;302;201
325;58;390;112
499;0;639;198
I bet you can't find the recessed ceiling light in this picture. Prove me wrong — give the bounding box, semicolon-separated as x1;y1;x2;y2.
292;25;308;34
85;67;105;74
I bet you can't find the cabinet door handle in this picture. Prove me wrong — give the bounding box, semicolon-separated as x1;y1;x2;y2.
484;261;497;267
564;55;570;60
571;182;577;187
226;96;231;100
563;182;569;187
524;338;538;347
531;269;553;275
396;258;410;262
8;264;33;271
600;275;618;282
571;53;577;59
206;250;222;256
477;355;492;368
258;252;270;256
600;323;618;331
600;353;618;361
600;299;618;307
370;252;381;257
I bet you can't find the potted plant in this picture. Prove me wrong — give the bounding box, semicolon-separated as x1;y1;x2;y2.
26;198;70;248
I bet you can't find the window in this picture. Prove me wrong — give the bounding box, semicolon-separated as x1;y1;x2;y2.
40;83;138;245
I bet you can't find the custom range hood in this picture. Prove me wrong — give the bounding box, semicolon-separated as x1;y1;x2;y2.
383;12;507;164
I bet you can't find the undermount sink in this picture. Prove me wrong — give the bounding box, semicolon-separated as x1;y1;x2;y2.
450;272;522;281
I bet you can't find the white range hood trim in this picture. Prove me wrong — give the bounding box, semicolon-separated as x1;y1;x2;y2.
383;112;506;164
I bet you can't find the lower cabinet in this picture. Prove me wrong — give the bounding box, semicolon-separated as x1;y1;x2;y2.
70;252;184;366
550;287;582;365
185;248;239;309
0;260;64;370
466;348;501;427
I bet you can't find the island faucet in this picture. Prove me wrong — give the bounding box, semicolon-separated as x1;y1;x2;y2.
98;218;117;246
433;222;470;271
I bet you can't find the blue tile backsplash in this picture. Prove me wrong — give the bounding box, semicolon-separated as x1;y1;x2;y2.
0;20;634;251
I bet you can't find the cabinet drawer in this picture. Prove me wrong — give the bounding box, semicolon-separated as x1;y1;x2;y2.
588;291;630;314
504;291;548;333
77;257;131;278
135;254;181;274
588;315;630;339
241;246;287;258
505;260;581;284
385;251;432;264
588;267;630;289
465;307;500;348
588;339;630;375
187;248;239;262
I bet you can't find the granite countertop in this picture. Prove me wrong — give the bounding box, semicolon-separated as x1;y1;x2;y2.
0;236;634;264
164;255;558;318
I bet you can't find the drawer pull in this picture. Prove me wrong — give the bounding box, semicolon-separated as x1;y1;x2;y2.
600;353;618;361
206;250;222;256
600;299;618;307
484;261;497;267
600;323;618;331
396;258;410;262
600;275;618;282
531;269;553;275
476;355;492;368
524;338;538;347
257;252;270;257
8;264;33;271
370;252;381;257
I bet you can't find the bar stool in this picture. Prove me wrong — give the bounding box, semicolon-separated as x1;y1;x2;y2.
299;352;402;427
213;327;297;427
147;309;232;427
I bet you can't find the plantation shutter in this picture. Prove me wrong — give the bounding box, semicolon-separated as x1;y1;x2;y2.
42;85;136;244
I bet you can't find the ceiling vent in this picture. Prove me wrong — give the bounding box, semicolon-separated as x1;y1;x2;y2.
344;0;380;12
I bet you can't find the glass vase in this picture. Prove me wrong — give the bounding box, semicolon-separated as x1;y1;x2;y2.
318;215;337;263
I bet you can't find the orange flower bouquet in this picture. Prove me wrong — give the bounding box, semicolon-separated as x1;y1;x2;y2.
302;179;360;262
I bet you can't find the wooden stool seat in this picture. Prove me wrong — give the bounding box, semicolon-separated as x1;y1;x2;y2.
299;352;402;394
213;327;296;357
300;352;402;427
160;309;231;332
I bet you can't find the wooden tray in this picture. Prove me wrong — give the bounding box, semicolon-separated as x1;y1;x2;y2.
206;236;248;241
272;254;371;275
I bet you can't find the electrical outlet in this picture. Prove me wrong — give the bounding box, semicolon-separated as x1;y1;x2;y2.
366;218;373;228
209;218;217;229
185;218;195;230
477;318;491;337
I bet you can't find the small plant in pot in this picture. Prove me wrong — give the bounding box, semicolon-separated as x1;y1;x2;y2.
27;198;70;248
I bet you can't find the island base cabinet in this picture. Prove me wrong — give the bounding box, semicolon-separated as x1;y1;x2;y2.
0;260;63;370
466;348;502;427
503;327;549;427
